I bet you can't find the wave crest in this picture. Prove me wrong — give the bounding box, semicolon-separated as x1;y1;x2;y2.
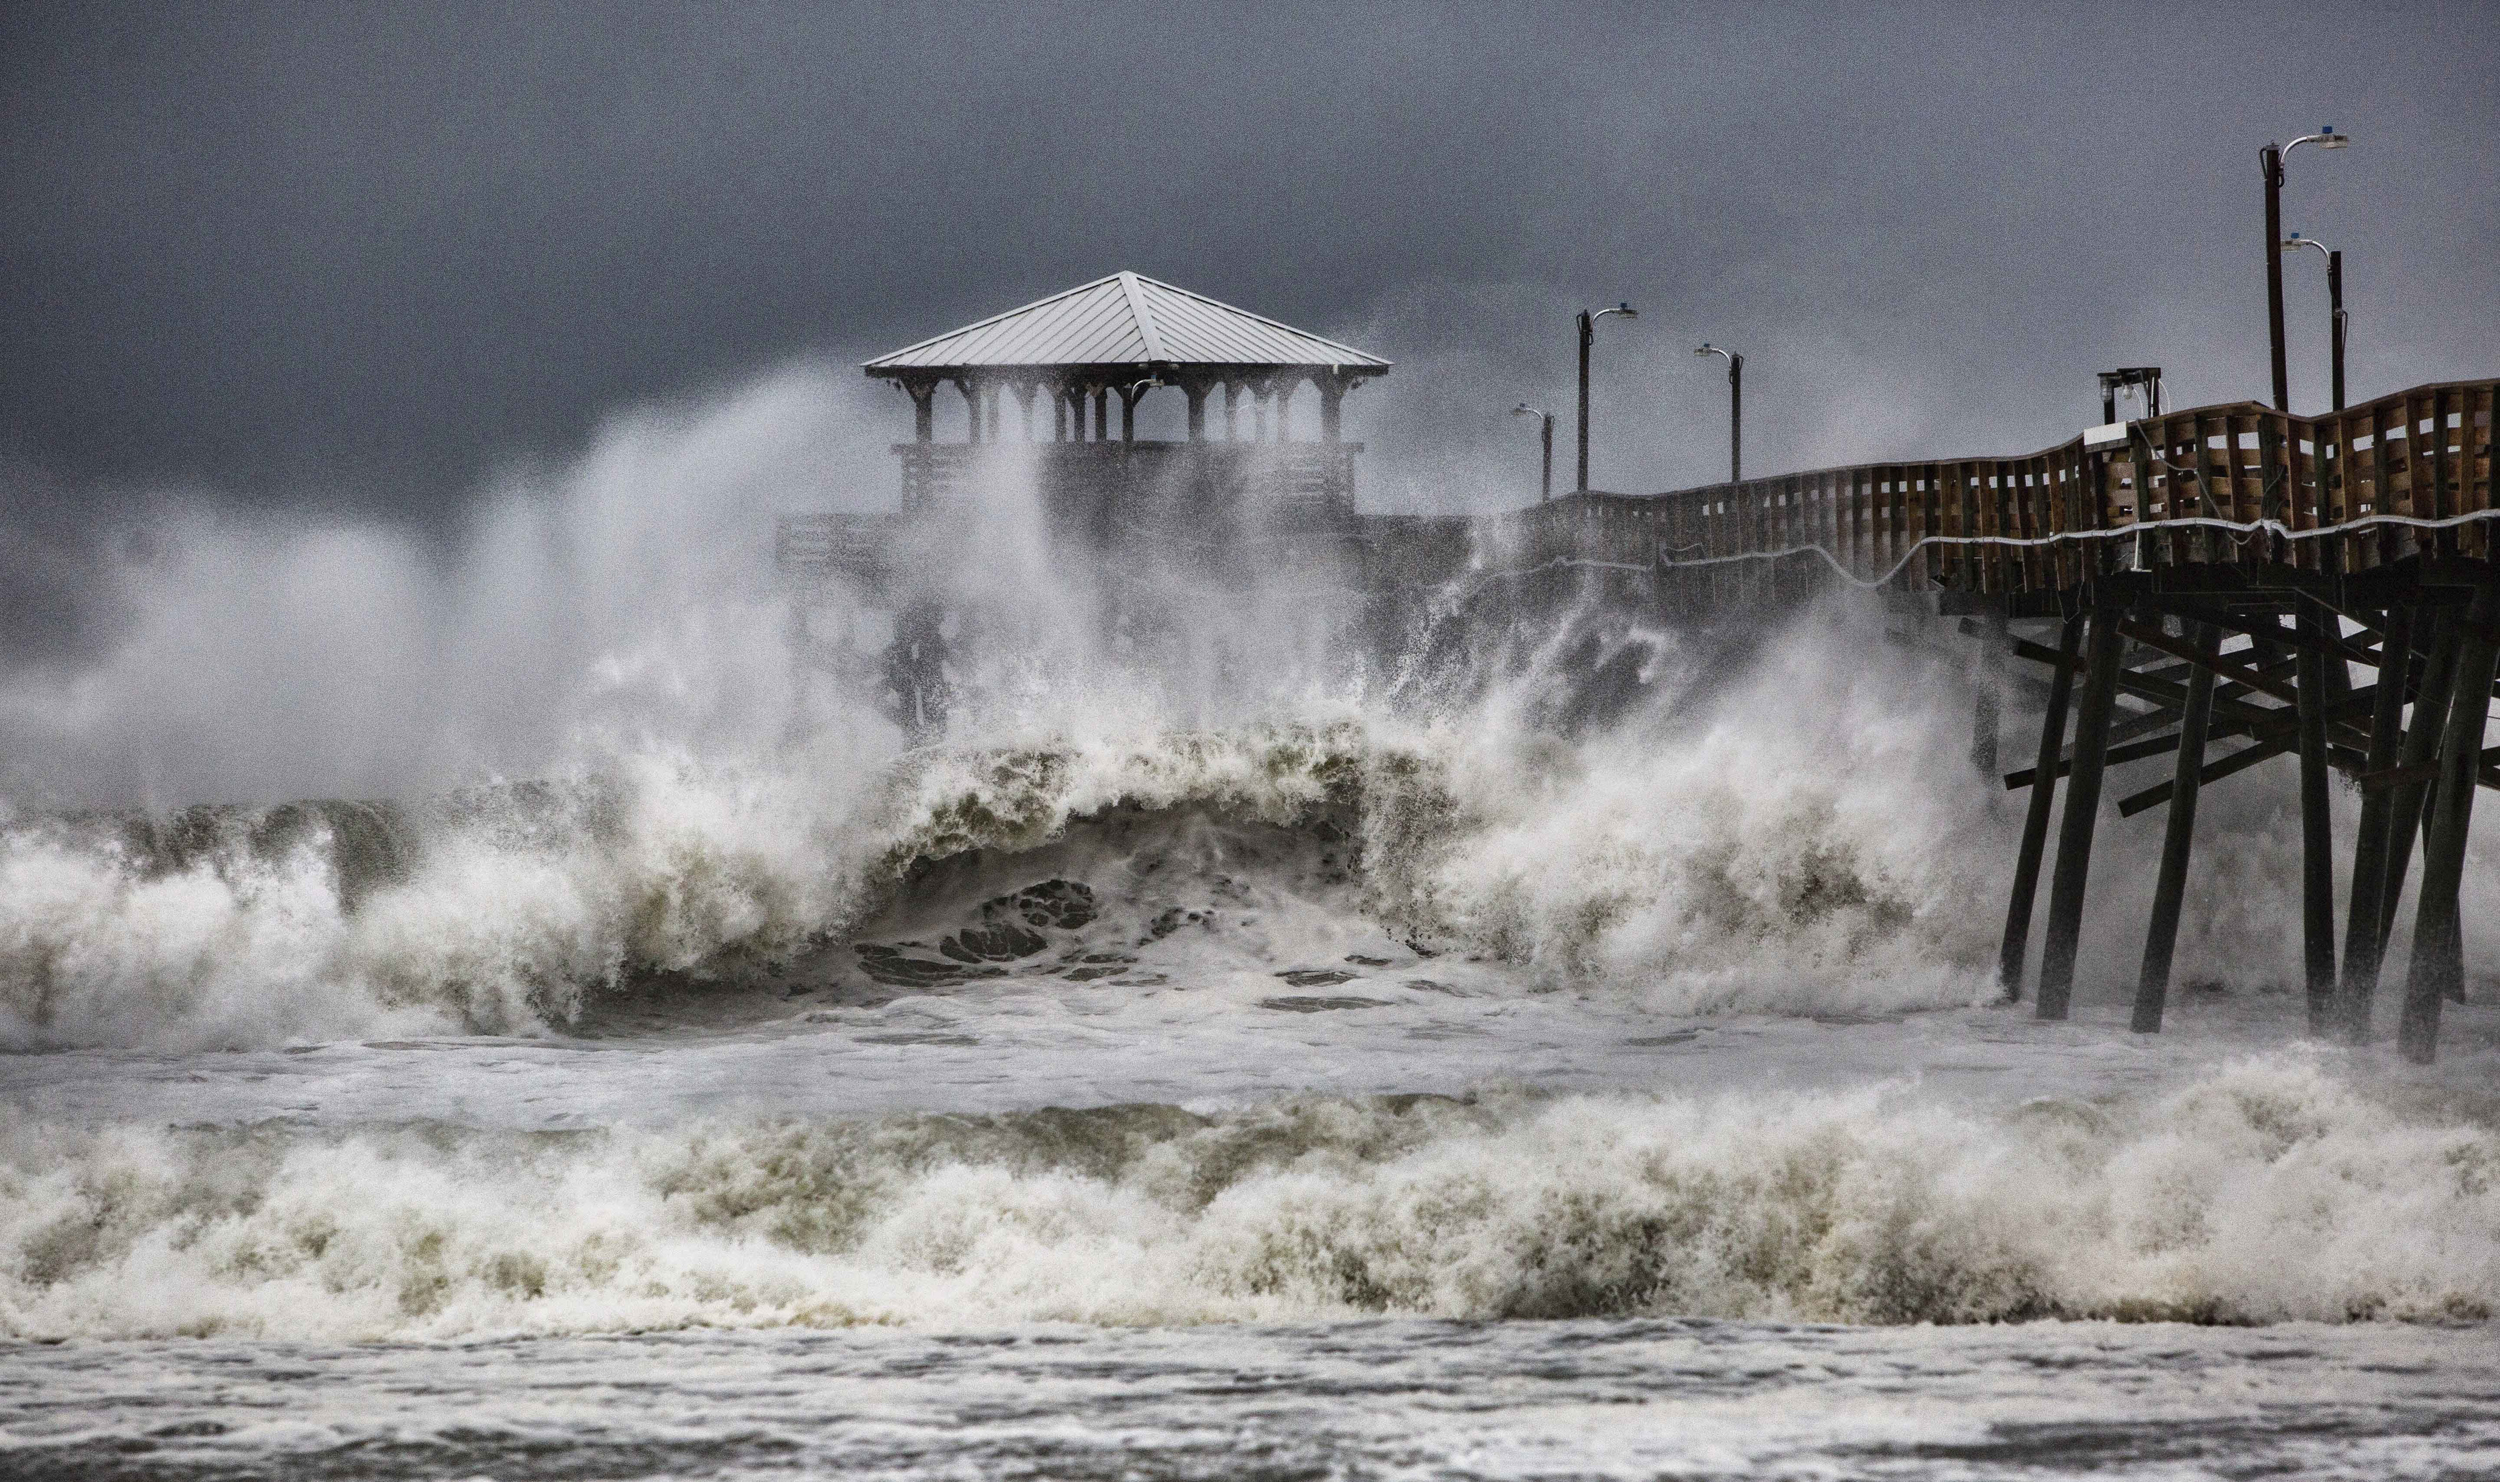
0;668;2026;1049
5;1056;2492;1339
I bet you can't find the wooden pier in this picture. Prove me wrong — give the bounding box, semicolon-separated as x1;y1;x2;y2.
781;271;2499;1060
1501;377;2498;1060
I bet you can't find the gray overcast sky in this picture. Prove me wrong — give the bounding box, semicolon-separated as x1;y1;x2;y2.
5;0;2496;522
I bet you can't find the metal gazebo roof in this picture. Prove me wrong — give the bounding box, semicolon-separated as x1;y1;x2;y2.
863;272;1391;377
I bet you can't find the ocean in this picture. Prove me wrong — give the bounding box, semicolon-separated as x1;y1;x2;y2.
4;374;2497;1478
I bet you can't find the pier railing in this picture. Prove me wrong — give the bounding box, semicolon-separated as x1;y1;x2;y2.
1502;378;2497;606
894;440;1359;515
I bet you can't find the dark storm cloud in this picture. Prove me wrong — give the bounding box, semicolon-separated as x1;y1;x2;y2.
3;0;2495;515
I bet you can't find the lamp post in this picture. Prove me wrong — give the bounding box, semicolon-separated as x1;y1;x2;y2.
1695;343;1743;482
2283;232;2347;411
1576;302;1637;491
1513;403;1555;502
2262;126;2350;411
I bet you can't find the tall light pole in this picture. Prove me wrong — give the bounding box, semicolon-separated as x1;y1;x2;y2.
1695;343;1742;482
1513;403;1555;502
1576;302;1636;492
2262;126;2349;411
2283;232;2347;411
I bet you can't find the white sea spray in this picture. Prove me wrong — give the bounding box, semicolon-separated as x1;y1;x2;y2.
3;1054;2491;1340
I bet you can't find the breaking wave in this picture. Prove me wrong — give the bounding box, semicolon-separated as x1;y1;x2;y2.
0;619;2020;1053
6;594;2436;1052
5;1053;2493;1339
0;365;2439;1052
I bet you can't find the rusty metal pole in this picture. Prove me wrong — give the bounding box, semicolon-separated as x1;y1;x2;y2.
2265;130;2350;410
1728;353;1743;483
2327;249;2346;412
1576;304;1635;493
2398;579;2500;1062
2264;144;2289;411
1576;310;1594;492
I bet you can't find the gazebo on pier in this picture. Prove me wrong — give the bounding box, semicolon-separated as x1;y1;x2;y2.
862;272;1390;526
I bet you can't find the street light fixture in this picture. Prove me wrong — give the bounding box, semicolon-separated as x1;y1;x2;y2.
2282;232;2348;412
2262;126;2351;411
1576;302;1637;492
1513;403;1555;502
1695;343;1743;482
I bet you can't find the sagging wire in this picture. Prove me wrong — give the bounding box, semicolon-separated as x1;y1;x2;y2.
1654;415;2352;590
2129;424;2273;544
1653;506;2500;593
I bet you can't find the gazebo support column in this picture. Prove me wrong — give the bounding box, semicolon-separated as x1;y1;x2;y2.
1223;381;1241;442
956;377;981;443
1319;375;1345;443
1094;388;1109;441
1184;383;1208;441
907;380;936;442
1274;379;1294;442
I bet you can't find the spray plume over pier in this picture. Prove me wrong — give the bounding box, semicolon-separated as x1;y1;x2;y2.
787;270;2498;1063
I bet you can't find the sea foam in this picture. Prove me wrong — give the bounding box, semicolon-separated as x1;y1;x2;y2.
4;1054;2492;1340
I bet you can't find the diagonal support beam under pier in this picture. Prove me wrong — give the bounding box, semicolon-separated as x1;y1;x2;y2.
2399;579;2500;1063
2007;631;2389;813
2005;729;2186;790
2133;621;2222;1033
2117;620;2298;703
2007;634;2338;746
2334;600;2416;1042
2377;608;2462;955
1998;611;2082;1000
2036;602;2125;1021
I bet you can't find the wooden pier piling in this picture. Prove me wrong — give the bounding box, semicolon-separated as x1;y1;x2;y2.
2133;620;2220;1033
1971;611;2005;777
2399;578;2500;1061
2333;600;2413;1041
1999;610;2083;1000
2036;601;2126;1021
787;373;2494;1057
1490;377;2494;1053
2295;604;2339;1034
2378;606;2460;954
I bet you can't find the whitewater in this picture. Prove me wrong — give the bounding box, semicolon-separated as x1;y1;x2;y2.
5;366;2499;1479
